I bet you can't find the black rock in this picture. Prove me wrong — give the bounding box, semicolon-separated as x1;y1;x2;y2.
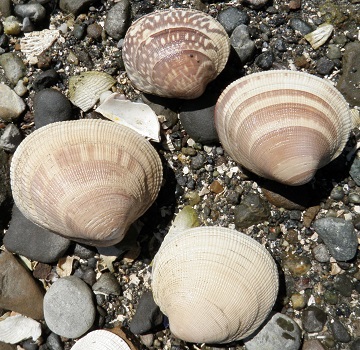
255;50;274;69
329;318;351;343
4;205;71;263
104;0;130;40
33;88;73;128
33;69;60;92
333;274;353;297
316;57;335;75
129;291;164;334
218;7;249;34
301;305;327;333
289;18;312;35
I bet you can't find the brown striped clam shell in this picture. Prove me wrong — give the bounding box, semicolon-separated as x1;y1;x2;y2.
122;9;230;99
215;70;352;186
10;119;163;247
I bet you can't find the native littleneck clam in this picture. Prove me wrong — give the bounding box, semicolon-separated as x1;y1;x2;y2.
151;226;279;344
122;9;230;99
215;70;353;186
10;119;163;246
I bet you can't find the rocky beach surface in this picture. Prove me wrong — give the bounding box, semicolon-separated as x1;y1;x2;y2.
1;0;360;349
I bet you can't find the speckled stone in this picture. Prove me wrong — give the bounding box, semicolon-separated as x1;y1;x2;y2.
92;272;121;295
302;306;327;333
329;318;351;343
230;24;256;64
333;274;354;297
312;244;330;263
289;18;312;35
104;0;130;40
0;53;26;86
218;7;249;34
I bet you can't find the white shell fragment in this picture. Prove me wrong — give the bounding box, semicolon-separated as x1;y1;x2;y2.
20;29;60;64
304;24;334;49
96;93;160;142
0;314;41;344
68;71;116;112
152;226;279;344
71;330;131;350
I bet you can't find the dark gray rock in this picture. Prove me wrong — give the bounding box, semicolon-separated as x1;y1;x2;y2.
274;38;287;52
218;7;249;34
33;88;73;128
326;44;342;60
92;272;121;295
73;243;97;259
190;153;206;170
289;18;312;35
302;306;327;333
104;0;130;40
0;53;26;86
230;24;256;64
244;313;302;350
333;274;353;297
21;17;36;33
255;50;274;69
33;69;60;92
312;244;330;263
59;0;98;15
0;123;22;153
337;41;360;106
351;339;360;350
329;318;351;343
302;339;327;350
316;57;335;75
14;3;47;22
46;332;63;350
4;205;71;263
350;157;360;186
43;276;96;338
313;217;357;261
129;291;164;334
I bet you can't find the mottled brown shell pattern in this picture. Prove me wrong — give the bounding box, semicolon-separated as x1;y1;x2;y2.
10;120;163;246
123;9;230;99
215;70;352;185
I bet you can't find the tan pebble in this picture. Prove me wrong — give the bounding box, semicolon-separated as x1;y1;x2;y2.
285;255;312;277
290;293;307;309
209;180;224;194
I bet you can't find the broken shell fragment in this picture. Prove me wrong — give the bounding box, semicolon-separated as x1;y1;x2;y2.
10;119;163;246
68;71;116;112
95;93;160;142
304;24;334;50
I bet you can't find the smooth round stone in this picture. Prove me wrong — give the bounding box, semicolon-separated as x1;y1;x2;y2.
313;217;357;261
244;313;301;350
59;0;98;15
87;22;102;40
285;256;311;277
0;53;26;86
0;84;26;122
92;272;121;295
3;16;21;35
302;306;327;333
218;7;249;34
4;205;71;263
14;3;46;22
316;57;335;75
324;290;338;305
230;24;256;64
255;50;274;69
333;274;353;297
330;186;345;200
14;79;28;96
0;124;22;153
104;0;130;40
44;276;96;338
290;293;307;310
33;88;73;128
327;44;342;60
46;332;63;350
312;244;330;263
329;318;351;343
289;18;312;35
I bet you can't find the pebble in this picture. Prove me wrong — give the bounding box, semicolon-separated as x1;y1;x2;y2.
0;33;9;49
14;3;47;23
72;23;86;40
312;217;357;261
316;57;335;75
87;22;103;40
230;24;256;64
301;305;327;333
244;313;302;350
92;272;121;295
234;192;270;229
326;44;342;60
349;192;360;204
0;84;26;122
4;205;71;263
0;53;26;86
350;157;360;186
217;7;249;34
312;244;330;263
290;293;307;309
255;50;274;69
302;339;327;350
33;69;60;91
58;0;98;15
14;79;28;96
351;339;360;350
285;256;311;277
0;250;44;320
104;0;130;40
329;318;351;343
46;332;63;350
43;275;96;338
333;274;353;297
22;17;35;33
190;153;206;170
73;243;97;259
274;38;287;52
129;291;164;334
0;0;11;17
209;180;224;194
33;88;73;128
0;123;22;153
330;186;345;200
337;41;360;106
243;0;269;8
289;18;312;35
3;16;22;35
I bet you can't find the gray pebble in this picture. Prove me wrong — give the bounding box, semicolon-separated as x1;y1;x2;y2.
14;79;28;96
0;84;26;122
72;23;86;40
244;313;301;350
22;17;36;33
104;0;130;40
87;22;102;40
312;244;330;263
326;44;342;60
289;18;312;35
0;124;22;153
73;243;97;259
316;57;334;75
274;38;287;52
218;7;249;34
33;88;73;128
350;157;360;186
330;186;345;200
255;50;274;69
22;339;39;350
0;52;26;86
59;0;98;15
313;217;357;261
334;274;353;297
191;153;206;170
44;275;96;338
230;24;256;64
4;205;71;263
129;291;164;334
46;332;63;350
301;305;327;333
329;318;351;343
349;192;360;204
14;3;47;23
92;272;121;295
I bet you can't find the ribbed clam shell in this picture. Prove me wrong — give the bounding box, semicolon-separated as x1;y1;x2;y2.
215;70;352;186
152;226;279;344
10;119;162;247
123;9;230;99
71;330;131;350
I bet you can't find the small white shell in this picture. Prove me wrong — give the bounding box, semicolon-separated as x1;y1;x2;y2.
152;226;279;344
304;24;334;50
71;330;131;350
68;72;116;112
96;93;160;142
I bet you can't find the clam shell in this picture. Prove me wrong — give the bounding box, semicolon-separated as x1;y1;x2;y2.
10;119;162;246
123;9;230;99
152;226;279;344
215;70;352;186
304;24;334;50
71;330;131;350
68;72;116;112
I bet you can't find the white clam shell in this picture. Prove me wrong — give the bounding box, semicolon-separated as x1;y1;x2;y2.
304;24;334;50
215;70;352;186
68;71;116;112
71;330;132;350
123;9;230;99
152;226;279;344
95;93;160;142
10;119;163;247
